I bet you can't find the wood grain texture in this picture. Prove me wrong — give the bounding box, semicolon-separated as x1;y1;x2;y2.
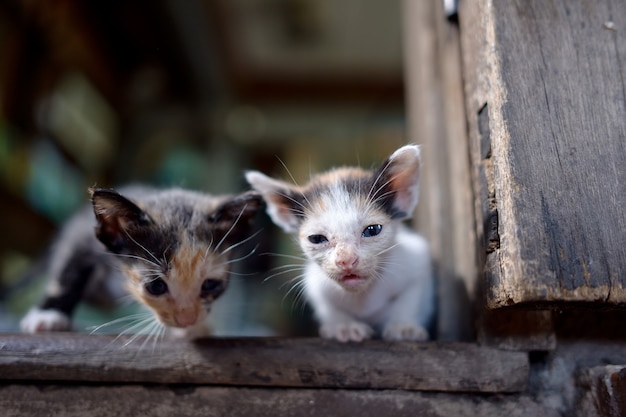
403;0;477;341
460;0;626;308
0;385;557;417
0;334;529;393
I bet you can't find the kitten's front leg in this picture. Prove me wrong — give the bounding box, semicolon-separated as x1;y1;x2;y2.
382;281;432;342
319;320;374;343
383;321;428;342
305;263;374;342
314;300;374;343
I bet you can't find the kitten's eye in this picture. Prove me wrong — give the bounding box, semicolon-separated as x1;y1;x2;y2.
308;234;328;244
362;224;383;238
201;279;225;298
145;278;168;296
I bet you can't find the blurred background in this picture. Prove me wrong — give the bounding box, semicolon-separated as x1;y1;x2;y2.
0;0;409;336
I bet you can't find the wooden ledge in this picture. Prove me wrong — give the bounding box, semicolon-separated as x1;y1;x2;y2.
0;333;529;393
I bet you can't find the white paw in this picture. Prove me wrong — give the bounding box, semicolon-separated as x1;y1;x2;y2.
383;322;429;341
320;321;374;343
20;308;71;333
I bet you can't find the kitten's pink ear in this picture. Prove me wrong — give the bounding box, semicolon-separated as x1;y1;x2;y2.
90;187;151;252
245;171;302;233
377;145;422;220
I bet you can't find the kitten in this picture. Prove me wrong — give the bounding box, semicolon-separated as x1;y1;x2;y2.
20;185;262;339
246;145;435;342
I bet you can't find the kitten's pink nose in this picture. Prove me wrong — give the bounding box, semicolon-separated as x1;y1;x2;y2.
335;249;359;271
174;309;198;328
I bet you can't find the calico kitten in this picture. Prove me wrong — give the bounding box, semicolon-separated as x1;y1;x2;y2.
246;145;435;342
20;185;262;339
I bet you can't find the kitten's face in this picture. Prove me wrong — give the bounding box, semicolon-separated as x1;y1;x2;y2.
91;188;261;329
297;169;397;292
122;234;230;328
246;145;422;294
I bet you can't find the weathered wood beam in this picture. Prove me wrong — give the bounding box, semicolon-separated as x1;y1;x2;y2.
459;0;626;308
0;334;528;393
0;385;554;417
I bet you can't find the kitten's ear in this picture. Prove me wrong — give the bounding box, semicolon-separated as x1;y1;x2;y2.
375;145;422;220
209;191;263;238
245;171;302;233
90;187;152;253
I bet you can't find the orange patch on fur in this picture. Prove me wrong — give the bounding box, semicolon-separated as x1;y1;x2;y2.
171;246;205;290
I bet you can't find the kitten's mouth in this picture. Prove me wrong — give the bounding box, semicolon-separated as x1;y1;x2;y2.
339;274;367;289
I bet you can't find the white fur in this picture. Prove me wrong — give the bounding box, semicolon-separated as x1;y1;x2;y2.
20;308;71;333
304;226;434;342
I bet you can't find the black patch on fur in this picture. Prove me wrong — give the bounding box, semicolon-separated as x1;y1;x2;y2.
40;249;101;315
91;188;176;269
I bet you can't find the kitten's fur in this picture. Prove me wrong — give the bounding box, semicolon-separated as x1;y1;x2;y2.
20;186;262;339
246;145;434;342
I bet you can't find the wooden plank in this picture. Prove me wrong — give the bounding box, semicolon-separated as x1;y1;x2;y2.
459;0;626;308
0;385;557;417
403;0;477;341
0;334;528;393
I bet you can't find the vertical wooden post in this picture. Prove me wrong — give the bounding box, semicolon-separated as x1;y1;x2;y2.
403;0;477;341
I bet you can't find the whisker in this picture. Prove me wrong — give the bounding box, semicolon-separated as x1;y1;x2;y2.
88;313;150;334
282;275;306;304
224;244;259;265
113;316;155;341
276;156;313;208
204;234;215;260
123;230;162;266
263;267;306;283
213;204;248;253
259;252;307;262
161;244;172;266
220;229;263;256
272;157;316;215
282;278;309;313
121;318;160;347
278;274;304;295
227;270;260;277
366;158;393;204
111;252;160;269
139;319;164;353
376;242;401;257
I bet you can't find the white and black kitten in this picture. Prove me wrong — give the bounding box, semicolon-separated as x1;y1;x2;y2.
20;186;262;339
246;145;435;342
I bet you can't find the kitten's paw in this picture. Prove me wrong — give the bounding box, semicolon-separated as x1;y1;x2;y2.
320;322;374;343
383;322;429;341
20;308;71;333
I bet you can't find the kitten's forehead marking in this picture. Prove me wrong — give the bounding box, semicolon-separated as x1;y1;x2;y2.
300;169;389;240
304;168;378;216
310;167;370;190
